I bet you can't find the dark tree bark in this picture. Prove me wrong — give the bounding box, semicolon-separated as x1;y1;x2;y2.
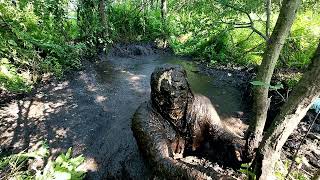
254;41;320;179
246;0;301;157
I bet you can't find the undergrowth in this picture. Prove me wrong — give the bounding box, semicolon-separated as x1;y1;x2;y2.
0;142;86;180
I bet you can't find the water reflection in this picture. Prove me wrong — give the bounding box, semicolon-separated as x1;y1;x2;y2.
95;56;244;116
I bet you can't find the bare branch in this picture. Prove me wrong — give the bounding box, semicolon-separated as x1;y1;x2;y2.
235;30;254;46
218;2;269;41
251;26;269;41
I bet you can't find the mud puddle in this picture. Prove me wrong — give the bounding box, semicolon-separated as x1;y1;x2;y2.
0;52;249;179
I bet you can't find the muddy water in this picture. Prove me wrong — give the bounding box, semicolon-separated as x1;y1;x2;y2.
89;55;247;178
96;56;244;115
0;54;247;179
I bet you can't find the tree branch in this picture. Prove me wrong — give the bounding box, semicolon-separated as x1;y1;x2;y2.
219;2;269;41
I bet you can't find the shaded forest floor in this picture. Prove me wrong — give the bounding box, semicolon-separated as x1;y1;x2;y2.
0;43;319;179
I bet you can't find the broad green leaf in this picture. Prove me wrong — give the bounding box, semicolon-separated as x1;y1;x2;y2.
65;148;72;159
250;81;270;88
270;83;284;90
8;40;17;46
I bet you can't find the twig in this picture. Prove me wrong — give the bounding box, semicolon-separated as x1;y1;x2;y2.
286;89;290;100
235;31;254;47
275;90;286;102
285;111;320;179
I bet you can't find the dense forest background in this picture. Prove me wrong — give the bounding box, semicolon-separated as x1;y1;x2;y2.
1;0;319;93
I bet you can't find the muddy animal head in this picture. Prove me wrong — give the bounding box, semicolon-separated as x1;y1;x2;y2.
150;64;194;131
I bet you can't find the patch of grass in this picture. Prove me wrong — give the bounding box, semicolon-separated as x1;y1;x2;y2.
0;58;31;93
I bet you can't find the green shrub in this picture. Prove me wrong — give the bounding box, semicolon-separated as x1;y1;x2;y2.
0;142;86;180
0;1;84;93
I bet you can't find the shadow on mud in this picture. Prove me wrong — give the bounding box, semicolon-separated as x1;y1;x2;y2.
0;44;251;179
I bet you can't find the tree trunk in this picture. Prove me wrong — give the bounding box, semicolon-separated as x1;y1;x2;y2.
160;0;168;47
265;0;271;38
254;41;320;179
99;0;107;37
246;0;301;157
161;0;167;21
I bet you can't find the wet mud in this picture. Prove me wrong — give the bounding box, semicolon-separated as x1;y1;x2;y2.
0;44;250;179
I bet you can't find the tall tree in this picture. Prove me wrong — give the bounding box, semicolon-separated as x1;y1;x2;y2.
265;0;271;38
160;0;167;22
246;0;301;157
99;0;108;37
160;0;168;47
254;41;320;179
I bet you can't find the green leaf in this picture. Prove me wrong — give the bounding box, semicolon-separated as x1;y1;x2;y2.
8;40;17;46
250;81;284;90
271;83;284;90
240;163;250;168
53;171;71;180
69;155;85;167
250;81;270;88
65;148;72;159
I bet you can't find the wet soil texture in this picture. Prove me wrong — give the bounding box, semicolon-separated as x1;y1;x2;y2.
0;47;250;179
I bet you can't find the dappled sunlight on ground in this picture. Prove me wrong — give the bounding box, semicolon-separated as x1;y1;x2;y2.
126;72;148;94
0;70;106;175
0;54;250;178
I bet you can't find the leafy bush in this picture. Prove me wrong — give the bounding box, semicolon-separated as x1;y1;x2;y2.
0;142;86;180
35;148;86;180
165;0;319;67
0;58;31;93
108;3;164;42
0;1;84;93
274;158;309;180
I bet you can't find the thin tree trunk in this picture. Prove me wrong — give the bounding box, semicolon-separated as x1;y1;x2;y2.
99;0;107;37
161;0;167;25
160;0;168;47
246;0;301;157
265;0;271;38
254;41;320;179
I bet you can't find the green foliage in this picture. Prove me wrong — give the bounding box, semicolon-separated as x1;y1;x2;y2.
238;163;256;180
239;159;309;180
275;158;309;180
286;73;303;89
0;58;31;92
0;142;86;180
282;10;320;68
77;0;107;56
0;0;83;93
0;142;49;179
108;2;164;42
36;148;86;180
250;81;283;90
1;0;319;94
165;0;320;67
